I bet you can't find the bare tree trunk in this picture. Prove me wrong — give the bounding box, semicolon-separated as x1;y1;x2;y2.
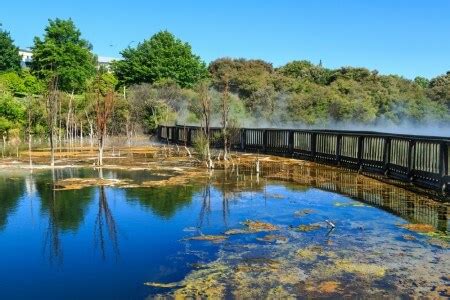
98;135;104;166
28;132;32;169
2;135;5;158
221;80;230;161
80;120;83;148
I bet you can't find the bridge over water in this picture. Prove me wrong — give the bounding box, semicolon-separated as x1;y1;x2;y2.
158;125;450;196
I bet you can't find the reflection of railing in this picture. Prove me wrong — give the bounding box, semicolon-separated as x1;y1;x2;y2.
261;164;449;233
158;125;450;194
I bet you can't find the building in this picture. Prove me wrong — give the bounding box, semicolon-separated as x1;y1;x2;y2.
19;48;33;68
97;56;117;71
18;48;118;70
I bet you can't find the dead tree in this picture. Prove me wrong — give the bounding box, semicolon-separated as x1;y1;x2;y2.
197;81;213;168
221;76;231;161
45;76;59;166
95;90;114;166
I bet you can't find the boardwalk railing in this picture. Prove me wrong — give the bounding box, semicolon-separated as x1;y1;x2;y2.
157;125;450;194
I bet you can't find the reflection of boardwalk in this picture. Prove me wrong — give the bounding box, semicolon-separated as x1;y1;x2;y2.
263;164;449;233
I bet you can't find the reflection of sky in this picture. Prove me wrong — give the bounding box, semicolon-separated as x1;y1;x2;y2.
0;169;448;299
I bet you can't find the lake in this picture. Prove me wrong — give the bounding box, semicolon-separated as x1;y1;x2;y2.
0;165;448;299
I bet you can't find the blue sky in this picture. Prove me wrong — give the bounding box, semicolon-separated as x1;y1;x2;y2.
1;0;449;79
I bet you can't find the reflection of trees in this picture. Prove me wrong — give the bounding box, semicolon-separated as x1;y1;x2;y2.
198;184;211;228
125;186;199;219
0;175;25;230
94;186;119;260
36;169;94;264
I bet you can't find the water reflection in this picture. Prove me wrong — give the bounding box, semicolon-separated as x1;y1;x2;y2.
0;175;25;229
125;186;198;219
94;186;120;260
0;165;449;298
260;164;449;233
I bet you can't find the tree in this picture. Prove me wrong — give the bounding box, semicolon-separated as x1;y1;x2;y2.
31;18;96;93
277;60;331;85
192;80;213;168
88;70;117;165
45;76;59;166
209;58;273;99
113;30;208;88
428;71;450;108
0;25;21;72
414;76;430;89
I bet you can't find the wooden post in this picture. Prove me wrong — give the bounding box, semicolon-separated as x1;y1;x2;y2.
187;128;192;146
336;134;342;165
311;132;317;160
407;140;415;182
439;142;448;192
357;136;364;171
383;137;391;176
263;129;267;153
241;129;246;151
288;130;294;155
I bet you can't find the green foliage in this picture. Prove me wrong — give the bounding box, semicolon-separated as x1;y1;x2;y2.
278;60;331;84
0;25;21;72
414;76;430;89
0;70;44;96
209;58;273;98
0;93;25;135
31;18;96;93
113;31;208;88
428;71;450;107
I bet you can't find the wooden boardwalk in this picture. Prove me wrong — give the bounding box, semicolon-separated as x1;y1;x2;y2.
158;125;450;194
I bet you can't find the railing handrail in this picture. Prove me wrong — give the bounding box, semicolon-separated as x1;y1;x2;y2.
167;124;450;142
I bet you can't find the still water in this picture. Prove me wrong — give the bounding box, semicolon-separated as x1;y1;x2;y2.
0;166;448;299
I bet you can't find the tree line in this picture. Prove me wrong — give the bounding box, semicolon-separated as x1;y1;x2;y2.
0;18;449;164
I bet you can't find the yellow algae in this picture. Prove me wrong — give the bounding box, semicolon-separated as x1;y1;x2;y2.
267;286;297;299
296;224;321;232
54;178;132;190
317;281;341;293
334;260;386;277
172;263;229;299
243;220;278;232
297;246;323;261
399;223;436;233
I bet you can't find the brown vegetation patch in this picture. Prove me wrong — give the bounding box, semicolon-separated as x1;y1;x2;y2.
243;220;278;232
54;178;132;190
317;281;341;293
399;223;436;233
296;224;321;232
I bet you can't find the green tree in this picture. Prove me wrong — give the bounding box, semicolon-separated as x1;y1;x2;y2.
0;25;21;72
428;71;450;107
113;30;208;88
277;60;331;85
414;76;430;89
31;18;96;93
